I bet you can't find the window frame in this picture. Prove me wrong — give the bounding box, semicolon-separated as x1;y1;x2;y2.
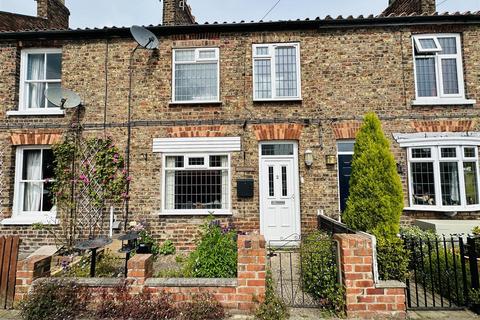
412;34;473;105
161;152;232;215
16;48;64;116
171;47;221;104
407;145;480;212
252;42;302;102
5;146;57;225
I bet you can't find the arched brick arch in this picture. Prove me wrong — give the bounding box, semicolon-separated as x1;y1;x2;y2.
252;124;303;141
10;131;62;146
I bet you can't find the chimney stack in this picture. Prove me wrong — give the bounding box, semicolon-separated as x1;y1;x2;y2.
36;0;70;29
383;0;436;16
162;0;195;26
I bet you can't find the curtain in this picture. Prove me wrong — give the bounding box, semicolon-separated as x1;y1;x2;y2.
450;166;460;204
165;157;176;210
27;54;45;109
221;156;228;209
23;150;42;212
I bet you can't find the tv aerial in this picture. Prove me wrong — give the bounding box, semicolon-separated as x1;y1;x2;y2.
45;87;82;109
130;25;159;50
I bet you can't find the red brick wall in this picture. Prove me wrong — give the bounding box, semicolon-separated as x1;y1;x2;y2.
16;234;266;314
335;233;406;319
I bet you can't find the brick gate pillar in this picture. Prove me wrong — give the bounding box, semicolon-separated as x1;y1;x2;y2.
334;233;406;319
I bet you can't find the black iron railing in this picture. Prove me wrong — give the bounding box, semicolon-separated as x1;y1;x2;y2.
402;234;480;311
317;214;356;235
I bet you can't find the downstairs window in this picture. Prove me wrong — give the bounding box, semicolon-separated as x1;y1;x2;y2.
163;154;230;214
408;146;480;210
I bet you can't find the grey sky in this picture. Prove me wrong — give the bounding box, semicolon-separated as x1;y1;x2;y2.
0;0;479;28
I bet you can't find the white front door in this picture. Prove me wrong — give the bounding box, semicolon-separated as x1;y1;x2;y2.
259;142;300;244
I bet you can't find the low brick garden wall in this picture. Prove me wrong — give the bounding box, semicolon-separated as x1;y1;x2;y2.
16;234;266;314
15;233;407;318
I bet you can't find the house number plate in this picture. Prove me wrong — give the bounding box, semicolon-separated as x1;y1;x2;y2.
271;201;286;205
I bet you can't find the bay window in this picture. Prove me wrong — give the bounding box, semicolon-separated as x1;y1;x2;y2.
253;43;301;101
172;48;220;103
408;146;480;210
163;154;230;214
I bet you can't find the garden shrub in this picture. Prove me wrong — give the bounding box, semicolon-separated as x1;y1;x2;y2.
255;270;289;320
176;293;226;320
342;113;406;280
185;219;237;278
92;281;177;320
159;239;176;255
20;279;87;320
376;236;409;281
300;231;344;314
400;226;438;241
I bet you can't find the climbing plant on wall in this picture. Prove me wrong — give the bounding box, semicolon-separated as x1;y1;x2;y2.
35;136;129;249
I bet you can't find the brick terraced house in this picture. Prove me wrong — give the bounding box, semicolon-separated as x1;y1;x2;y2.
0;0;480;252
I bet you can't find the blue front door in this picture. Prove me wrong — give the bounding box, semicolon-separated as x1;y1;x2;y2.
338;154;353;212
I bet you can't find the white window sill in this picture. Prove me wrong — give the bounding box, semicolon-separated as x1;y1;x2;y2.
6;109;65;116
156;210;233;216
253;98;302;102
404;206;480;213
169;101;222;105
411;98;476;106
1;214;58;226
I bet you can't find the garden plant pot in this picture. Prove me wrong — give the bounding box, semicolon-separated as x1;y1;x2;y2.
137;243;152;254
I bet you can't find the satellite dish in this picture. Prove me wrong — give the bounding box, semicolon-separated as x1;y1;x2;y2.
45;87;82;109
130;25;159;50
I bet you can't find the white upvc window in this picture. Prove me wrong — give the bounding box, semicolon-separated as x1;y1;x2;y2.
412;34;475;106
252;43;301;101
2;146;57;225
407;145;480;211
12;48;64;116
162;153;231;215
172;47;220;103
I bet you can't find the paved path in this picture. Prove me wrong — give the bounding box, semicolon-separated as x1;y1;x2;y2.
0;310;20;320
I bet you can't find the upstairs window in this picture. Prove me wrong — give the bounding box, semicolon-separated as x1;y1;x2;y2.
19;49;62;113
412;34;470;105
172;48;220;103
253;43;301;101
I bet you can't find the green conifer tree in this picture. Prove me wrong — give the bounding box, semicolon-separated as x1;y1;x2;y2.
343;112;404;239
343;113;408;280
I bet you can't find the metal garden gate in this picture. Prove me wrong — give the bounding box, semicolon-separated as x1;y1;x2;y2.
0;236;20;309
267;236;340;308
403;234;480;311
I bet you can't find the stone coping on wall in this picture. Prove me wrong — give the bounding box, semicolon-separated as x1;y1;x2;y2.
376;280;407;289
145;278;238;287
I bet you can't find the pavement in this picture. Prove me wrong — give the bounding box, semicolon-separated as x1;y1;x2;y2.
1;308;479;319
